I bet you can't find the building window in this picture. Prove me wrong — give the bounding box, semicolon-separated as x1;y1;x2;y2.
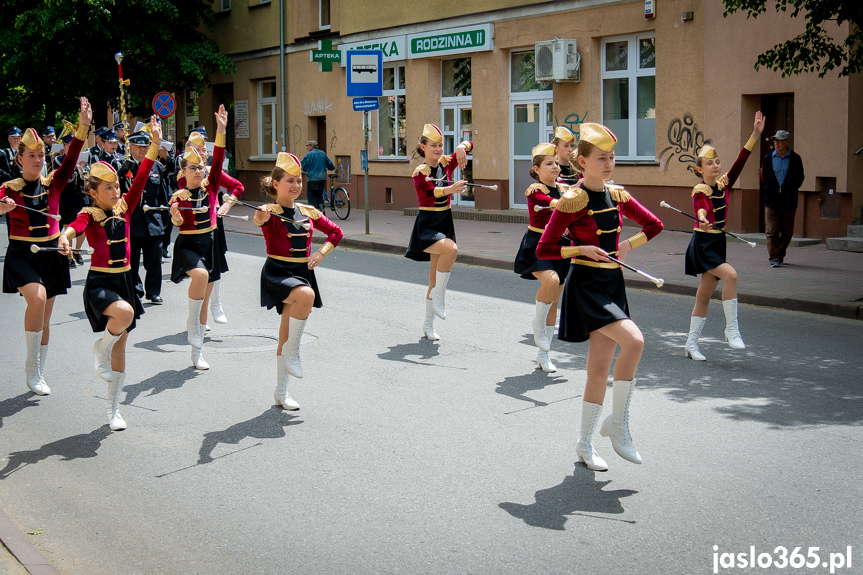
442;58;471;98
510;51;552;93
258;80;277;157
601;34;656;160
319;0;330;30
377;64;407;158
220;0;230;11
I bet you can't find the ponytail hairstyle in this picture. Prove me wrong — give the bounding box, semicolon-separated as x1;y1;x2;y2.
413;136;432;159
574;139;600;171
693;157;705;179
261;167;288;199
528;155;547;181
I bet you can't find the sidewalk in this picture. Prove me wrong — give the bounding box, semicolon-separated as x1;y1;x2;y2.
222;204;863;320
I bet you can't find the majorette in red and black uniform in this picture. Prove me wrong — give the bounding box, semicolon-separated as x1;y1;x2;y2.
537;181;663;343
553;126;582;186
684;136;756;276
169;133;229;284
404;127;473;262
66;147;158;333
1;124;87;298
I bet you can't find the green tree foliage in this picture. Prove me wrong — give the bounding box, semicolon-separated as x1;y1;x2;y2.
0;0;235;130
723;0;863;78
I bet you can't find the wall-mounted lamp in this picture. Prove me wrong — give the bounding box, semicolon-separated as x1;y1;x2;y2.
682;12;694;21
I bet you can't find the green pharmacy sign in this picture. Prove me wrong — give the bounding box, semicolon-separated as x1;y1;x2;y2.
312;40;341;72
408;24;493;58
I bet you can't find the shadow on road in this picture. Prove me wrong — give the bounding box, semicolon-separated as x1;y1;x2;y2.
378;340;441;365
495;371;568;408
0;393;41;429
122;368;202;406
197;407;303;465
0;427;112;479
133;331;189;353
499;466;637;530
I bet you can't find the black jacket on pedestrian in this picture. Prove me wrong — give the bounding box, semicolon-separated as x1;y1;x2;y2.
760;150;804;209
119;158;170;237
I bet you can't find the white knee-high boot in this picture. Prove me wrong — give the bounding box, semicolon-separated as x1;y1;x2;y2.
107;371;127;431
723;298;745;349
684;316;707;361
187;298;205;348
191;347;210;370
274;355;300;410
600;379;642;464
536;325;557;372
430;271;450;319
284;317;307;378
39;344;50;390
533;300;553;352
210;280;228;324
93;330;121;382
576;402;608;471
24;331;50;395
423;299;440;341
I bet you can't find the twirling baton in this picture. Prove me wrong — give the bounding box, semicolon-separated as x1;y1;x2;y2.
424;177;498;190
604;255;664;288
144;205;206;212
31;244;94;255
223;196;311;229
659;201;757;247
218;214;250;221
3;203;62;220
533;205;553;212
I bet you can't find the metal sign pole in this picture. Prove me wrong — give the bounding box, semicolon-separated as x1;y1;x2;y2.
364;109;370;235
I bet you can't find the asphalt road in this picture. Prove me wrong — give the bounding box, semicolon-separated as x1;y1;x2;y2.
1;231;861;574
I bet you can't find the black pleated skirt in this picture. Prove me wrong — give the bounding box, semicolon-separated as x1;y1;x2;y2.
171;232;222;284
559;264;629;343
513;229;570;282
685;231;727;276
83;269;144;332
213;216;230;275
3;238;71;299
260;257;322;314
405;209;456;262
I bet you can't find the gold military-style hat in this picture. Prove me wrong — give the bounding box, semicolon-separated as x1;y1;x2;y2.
553;126;575;142
578;123;617;152
422;123;443;143
531;143;557;158
188;131;206;148
90;161;119;183
182;147;204;165
21;128;45;151
276;152;302;176
697;145;719;159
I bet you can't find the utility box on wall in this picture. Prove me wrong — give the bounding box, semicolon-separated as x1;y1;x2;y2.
534;39;581;83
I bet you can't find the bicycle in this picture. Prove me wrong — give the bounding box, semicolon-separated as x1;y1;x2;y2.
323;173;351;220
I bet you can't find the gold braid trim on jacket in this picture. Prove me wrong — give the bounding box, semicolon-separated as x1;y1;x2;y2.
607;185;631;203
297;203;322;220
266;203;284;214
412;164;431;178
170;189;192;202
525;183;551;197
554;188;589;213
692;183;714;198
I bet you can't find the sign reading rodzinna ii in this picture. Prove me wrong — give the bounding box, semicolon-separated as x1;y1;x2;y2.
407;24;494;58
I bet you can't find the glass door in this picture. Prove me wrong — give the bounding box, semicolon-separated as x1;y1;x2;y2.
441;103;474;206
510;98;553;209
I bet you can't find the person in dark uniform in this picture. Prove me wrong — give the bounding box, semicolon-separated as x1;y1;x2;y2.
41;127;57;165
552;126;580;184
1;126;23;181
0;97;92;397
537;123;663;471
113;121;127;158
256;152;343;410
95;130;122;169
683;111;765;361
117;129;170;304
61;115;162;430
54;130;89;267
405;123;470;340
513;142;571;373
88;126;109;159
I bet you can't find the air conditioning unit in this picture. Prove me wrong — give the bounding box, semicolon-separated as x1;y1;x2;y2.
534;38;581;83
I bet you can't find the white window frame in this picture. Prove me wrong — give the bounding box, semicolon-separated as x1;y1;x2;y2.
256;79;277;160
220;0;231;12
319;0;330;30
376;63;407;160
601;33;656;162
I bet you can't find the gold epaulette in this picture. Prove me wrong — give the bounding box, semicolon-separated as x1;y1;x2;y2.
716;173;729;191
266;203;284;214
412;164;431;178
554;188;589;213
692;183;713;198
42;172;54;187
171;189;192;203
114;198;128;215
81;207;107;222
2;178;25;192
607;184;631;203
297;203;322;220
525;183;551;197
201;177;209;192
440;155;451;168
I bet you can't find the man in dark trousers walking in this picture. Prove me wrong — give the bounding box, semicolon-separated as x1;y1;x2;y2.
760;130;804;267
300;139;335;211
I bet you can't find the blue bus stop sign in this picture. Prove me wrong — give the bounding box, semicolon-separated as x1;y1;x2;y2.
346;50;383;98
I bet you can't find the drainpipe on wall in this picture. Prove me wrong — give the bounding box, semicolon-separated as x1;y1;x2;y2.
279;0;287;153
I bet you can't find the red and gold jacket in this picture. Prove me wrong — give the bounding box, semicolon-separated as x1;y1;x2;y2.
525;182;564;232
177;165;244;204
537;183;663;269
691;136;756;233
411;142;473;210
67;146;158;273
0;124;88;242
170;135;229;235
258;203;343;262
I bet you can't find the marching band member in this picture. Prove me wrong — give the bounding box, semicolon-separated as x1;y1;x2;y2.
168;105;230;370
513;142;570;372
552;126;579;183
405;123;470;340
683;112;764;360
537;123;663;471
1;126;23;181
255;152;343;410
62;116;162;430
0;97;91;396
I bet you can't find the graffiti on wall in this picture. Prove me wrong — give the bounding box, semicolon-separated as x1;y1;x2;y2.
555;111;589;139
304;96;334;116
658;113;711;172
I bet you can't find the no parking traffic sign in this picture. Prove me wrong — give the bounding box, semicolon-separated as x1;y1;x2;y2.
152;92;176;118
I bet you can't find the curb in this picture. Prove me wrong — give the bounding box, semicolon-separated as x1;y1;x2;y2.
0;509;61;575
225;228;862;321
